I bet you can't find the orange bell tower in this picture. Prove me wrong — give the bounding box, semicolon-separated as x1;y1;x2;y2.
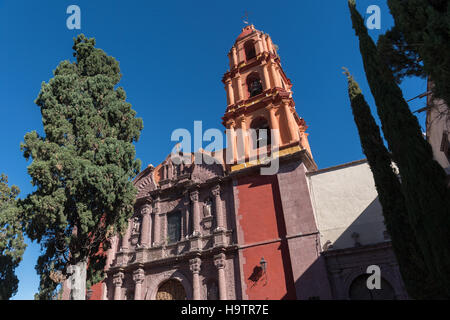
222;24;314;171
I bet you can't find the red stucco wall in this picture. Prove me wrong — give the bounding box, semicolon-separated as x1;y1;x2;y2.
88;281;103;300
236;174;296;300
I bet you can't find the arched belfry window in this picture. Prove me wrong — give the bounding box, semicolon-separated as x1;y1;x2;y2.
246;73;263;98
244;40;256;61
250;117;271;148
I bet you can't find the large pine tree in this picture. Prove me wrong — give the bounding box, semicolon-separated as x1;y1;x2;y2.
348;0;450;297
344;70;445;298
387;0;450;106
0;174;26;300
21;34;143;299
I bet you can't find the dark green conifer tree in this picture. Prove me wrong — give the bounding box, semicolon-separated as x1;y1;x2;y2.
21;34;143;299
0;174;26;300
377;26;425;84
344;69;445;298
348;0;450;297
387;0;450;106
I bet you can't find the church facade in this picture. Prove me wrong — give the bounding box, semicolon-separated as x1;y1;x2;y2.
79;25;408;300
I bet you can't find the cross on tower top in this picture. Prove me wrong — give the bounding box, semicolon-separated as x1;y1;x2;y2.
242;11;251;25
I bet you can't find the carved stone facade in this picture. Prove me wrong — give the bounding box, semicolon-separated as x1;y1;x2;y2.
100;151;238;300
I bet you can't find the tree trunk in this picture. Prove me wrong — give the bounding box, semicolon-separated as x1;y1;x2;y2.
68;260;87;300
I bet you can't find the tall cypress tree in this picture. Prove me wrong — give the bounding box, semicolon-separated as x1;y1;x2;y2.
348;0;450;297
344;69;445;299
0;174;26;300
387;0;450;106
21;34;143;299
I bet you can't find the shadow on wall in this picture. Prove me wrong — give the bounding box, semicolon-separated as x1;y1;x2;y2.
328;197;387;251
281;197;407;300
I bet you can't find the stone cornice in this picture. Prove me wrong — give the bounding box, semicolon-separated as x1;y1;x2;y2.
228;147;318;175
222;52;275;83
223;87;292;117
322;241;393;257
107;241;238;274
137;175;227;202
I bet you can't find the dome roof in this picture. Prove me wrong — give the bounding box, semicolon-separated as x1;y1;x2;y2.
236;24;256;41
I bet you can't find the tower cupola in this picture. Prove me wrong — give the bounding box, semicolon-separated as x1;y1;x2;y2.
222;25;313;171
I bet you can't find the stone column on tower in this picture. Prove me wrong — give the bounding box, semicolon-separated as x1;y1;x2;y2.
255;34;264;55
238;116;249;161
225;78;235;106
133;268;145;300
226;120;237;164
266;35;274;54
262;62;271;90
231;47;238;68
190;190;201;236
214;253;227;300
235;73;244;102
113;272;124;300
266;104;280;148
282;100;300;143
189;257;202;300
270;61;282;88
261;34;268;52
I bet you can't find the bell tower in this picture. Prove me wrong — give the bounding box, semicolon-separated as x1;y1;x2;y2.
222;25;314;171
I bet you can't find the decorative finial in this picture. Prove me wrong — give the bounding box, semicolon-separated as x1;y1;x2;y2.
242;11;251;25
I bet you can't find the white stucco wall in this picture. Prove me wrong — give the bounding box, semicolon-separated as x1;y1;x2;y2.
307;160;387;251
426;95;450;171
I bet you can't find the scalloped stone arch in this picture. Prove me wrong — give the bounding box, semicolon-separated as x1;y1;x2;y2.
342;266;399;300
146;270;193;300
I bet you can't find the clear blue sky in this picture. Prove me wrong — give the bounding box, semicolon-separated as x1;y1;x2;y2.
0;0;427;299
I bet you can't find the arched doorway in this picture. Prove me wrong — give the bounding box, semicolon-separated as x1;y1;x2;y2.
156;279;187;300
349;274;396;300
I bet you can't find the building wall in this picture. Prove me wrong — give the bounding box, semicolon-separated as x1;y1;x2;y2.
88;282;103;300
276;160;332;300
307;160;387;251
306;160;408;299
426;88;450;171
234;172;296;300
82;158;408;300
324;243;409;300
232;158;334;300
